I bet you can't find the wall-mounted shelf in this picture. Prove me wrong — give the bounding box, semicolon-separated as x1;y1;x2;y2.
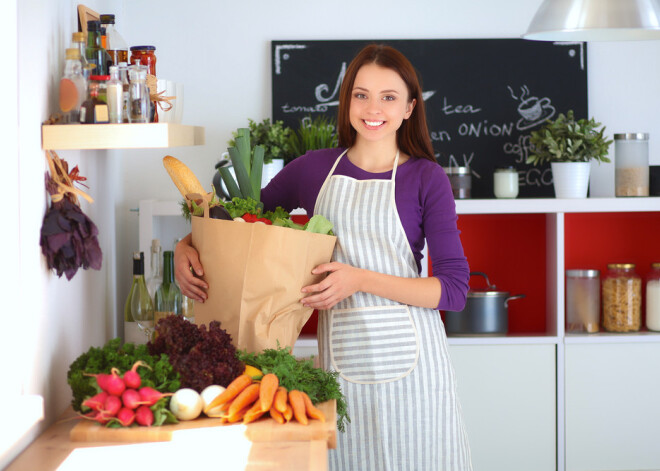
41;123;205;150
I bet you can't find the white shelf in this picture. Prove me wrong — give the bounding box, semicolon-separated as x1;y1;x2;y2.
455;197;660;214
42;123;205;150
565;331;660;344
447;335;560;346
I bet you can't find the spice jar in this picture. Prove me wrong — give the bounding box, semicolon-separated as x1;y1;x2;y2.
443;166;471;199
602;263;642;332
614;133;649;197
128;65;149;123
129;45;157;76
646;262;660;331
566;269;600;333
493;167;519;198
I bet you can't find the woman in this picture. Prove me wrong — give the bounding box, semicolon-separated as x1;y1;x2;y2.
175;44;472;470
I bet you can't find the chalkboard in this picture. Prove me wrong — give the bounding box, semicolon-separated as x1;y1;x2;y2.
271;39;588;198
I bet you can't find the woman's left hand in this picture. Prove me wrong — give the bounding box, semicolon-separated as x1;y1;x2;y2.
300;262;364;310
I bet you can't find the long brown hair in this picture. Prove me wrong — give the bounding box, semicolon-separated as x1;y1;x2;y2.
337;44;436;162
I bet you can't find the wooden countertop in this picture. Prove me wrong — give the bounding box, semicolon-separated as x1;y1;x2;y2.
7;404;335;471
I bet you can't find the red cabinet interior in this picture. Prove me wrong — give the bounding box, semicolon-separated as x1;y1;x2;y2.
565;211;660;327
447;213;548;335
300;209;660;338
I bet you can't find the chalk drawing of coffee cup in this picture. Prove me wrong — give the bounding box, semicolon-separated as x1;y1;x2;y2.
516;96;555;131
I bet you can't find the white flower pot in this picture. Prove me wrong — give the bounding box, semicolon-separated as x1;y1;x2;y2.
551;161;591;198
262;159;284;187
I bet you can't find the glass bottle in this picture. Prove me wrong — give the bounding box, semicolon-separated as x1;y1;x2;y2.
107;66;123;123
154;251;182;325
174;238;194;323
646;262;660;331
146;239;163;303
71;32;91;80
85;20;111;76
124;252;151;344
128;65;149;123
602;263;642;332
118;62;130;123
100;14;128;66
59;48;87;124
80;76;109;124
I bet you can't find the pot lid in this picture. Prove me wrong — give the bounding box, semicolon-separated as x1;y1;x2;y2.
467;289;510;297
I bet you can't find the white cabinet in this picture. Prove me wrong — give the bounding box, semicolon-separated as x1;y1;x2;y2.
450;344;557;471
565;342;660;471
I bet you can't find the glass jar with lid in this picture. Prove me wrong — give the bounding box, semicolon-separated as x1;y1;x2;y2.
443;166;471;199
602;263;642;332
129;45;157;76
646;262;660;331
566;269;600;333
614;133;649;197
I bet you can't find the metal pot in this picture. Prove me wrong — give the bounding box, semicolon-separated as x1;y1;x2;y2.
444;272;525;336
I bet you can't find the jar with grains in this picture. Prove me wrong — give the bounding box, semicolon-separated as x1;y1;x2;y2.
614;133;649;197
646;262;660;331
602;263;642;332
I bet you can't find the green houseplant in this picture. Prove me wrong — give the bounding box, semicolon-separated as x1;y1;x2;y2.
527;110;613;198
287;115;339;164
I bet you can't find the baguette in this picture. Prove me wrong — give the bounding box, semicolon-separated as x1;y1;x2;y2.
163;155;207;198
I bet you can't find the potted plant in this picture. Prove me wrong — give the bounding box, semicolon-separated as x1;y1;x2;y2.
287;115;339;164
527;110;613;198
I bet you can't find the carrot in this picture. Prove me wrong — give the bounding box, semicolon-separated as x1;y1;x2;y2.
273;386;288;413
243;400;267;424
259;373;279;412
269;406;285;424
283;403;293;423
288;390;308;425
227;383;260;418
227;405;251;423
300;391;325;423
205;374;252;413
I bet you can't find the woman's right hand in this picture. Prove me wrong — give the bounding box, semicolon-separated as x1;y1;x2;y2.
174;233;208;302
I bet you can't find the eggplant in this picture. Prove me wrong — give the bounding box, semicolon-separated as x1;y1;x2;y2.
209;205;233;220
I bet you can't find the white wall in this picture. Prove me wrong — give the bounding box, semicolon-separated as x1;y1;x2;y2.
6;0;660;465
113;0;660;326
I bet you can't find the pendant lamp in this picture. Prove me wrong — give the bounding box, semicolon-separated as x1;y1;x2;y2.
523;0;660;41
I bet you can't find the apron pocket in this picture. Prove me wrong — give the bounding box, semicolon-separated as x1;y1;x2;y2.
329;304;420;384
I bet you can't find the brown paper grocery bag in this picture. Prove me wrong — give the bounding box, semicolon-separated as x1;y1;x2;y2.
189;195;336;353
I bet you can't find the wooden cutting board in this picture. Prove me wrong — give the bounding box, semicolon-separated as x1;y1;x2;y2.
70;399;336;448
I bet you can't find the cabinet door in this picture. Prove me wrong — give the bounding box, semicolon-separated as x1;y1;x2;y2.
449;344;557;471
565;343;660;471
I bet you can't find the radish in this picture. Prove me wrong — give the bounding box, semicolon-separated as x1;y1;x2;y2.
121;388;147;410
135;405;154;426
82;409;112;425
86;367;126;396
103;394;122;417
82;391;108;412
123;360;150;389
115;407;136;427
138;386;173;406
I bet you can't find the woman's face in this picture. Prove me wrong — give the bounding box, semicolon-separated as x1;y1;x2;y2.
349;63;416;146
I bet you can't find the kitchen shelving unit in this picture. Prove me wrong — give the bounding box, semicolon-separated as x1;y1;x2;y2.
41;123;205;150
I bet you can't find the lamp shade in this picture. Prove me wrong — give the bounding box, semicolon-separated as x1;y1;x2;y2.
523;0;660;41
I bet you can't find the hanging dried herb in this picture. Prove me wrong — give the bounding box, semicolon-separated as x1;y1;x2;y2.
40;151;102;280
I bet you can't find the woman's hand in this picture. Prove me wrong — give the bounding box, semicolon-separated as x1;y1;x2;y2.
300;262;364;310
174;234;208;302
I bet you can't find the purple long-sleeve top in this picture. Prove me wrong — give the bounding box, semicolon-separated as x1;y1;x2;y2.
261;147;469;312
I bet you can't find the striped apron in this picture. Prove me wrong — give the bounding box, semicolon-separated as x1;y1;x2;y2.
315;149;472;471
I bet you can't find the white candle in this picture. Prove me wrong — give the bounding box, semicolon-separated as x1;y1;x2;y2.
494;168;519;198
